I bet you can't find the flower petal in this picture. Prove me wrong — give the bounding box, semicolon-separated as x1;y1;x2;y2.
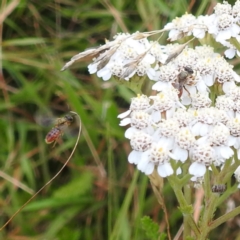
157;162;173;177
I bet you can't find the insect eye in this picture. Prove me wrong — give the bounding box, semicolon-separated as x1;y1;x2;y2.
65;115;74;122
183;66;194;74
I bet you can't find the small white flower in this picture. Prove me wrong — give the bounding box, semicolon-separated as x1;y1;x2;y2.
171;127;196;162
227;117;240;159
97;59;124;80
191;108;218;136
191;93;212;109
150;91;179;122
214;1;232;16
233;0;240;23
208;124;231;146
208;13;240;43
160;119;179;137
173;108;195;127
137;140;174;177
164;13;196;41
128;131;153;165
149;42;168;64
189;143;214;177
215;95;235;117
122;111;154;139
225;84;240;100
198;124;234;162
118;94;150;119
192;15;209;39
155;63;178;82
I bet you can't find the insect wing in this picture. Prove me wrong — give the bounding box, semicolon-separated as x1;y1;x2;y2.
35;111;55;127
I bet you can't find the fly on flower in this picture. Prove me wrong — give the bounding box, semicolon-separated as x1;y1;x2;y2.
44;112;77;147
173;66;194;97
211;184;226;193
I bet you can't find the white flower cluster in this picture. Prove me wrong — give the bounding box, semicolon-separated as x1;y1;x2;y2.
118;84;240;184
165;1;240;58
61;1;240;187
115;42;240;184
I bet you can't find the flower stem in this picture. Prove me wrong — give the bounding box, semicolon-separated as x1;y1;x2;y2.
183;163;192;238
148;170;172;240
199;169;218;240
209;206;240;230
168;175;200;238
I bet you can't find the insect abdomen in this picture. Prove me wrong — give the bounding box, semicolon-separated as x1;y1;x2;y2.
45;127;62;144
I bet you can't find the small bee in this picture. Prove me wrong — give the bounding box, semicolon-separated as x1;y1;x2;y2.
211;184;226;193
173;66;194;97
45;113;76;146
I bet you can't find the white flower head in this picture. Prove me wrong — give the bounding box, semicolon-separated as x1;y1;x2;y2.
173;108;195;127
214;1;232;16
123;111;154;139
192;15;209;39
227;117;240;159
150;90;181;122
191;92;212;109
225;85;240;100
233;0;240;23
137;141;174;177
130;131;152;152
171;127;196;162
128;131;152;165
164;13;196;41
189;144;214;177
152;64;178;91
215;95;234;117
156;119;180;139
118;94;150;119
208;124;230;146
208;13;240;43
191;108;218;136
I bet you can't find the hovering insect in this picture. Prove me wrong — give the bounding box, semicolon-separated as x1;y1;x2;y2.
45;112;76;146
211;184;226;193
173;66;194;97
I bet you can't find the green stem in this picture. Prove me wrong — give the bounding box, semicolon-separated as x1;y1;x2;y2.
209;206;240;230
199;169;218;240
203;169;211;201
230;37;240;51
183;164;192;239
168;175;200;238
216;184;238;207
179;174;192;187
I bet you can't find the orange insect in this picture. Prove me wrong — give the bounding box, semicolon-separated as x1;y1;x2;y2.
45;113;76;146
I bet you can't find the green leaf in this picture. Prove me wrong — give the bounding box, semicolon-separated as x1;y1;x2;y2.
179;205;194;215
186;237;195;240
141;216;166;240
53;171;94;199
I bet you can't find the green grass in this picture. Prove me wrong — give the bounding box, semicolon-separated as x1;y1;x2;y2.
1;0;239;239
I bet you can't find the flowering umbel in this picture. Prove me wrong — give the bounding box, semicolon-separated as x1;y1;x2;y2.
62;0;240;186
62;1;240;238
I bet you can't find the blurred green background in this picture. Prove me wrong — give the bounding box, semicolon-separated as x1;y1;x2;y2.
1;0;240;239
